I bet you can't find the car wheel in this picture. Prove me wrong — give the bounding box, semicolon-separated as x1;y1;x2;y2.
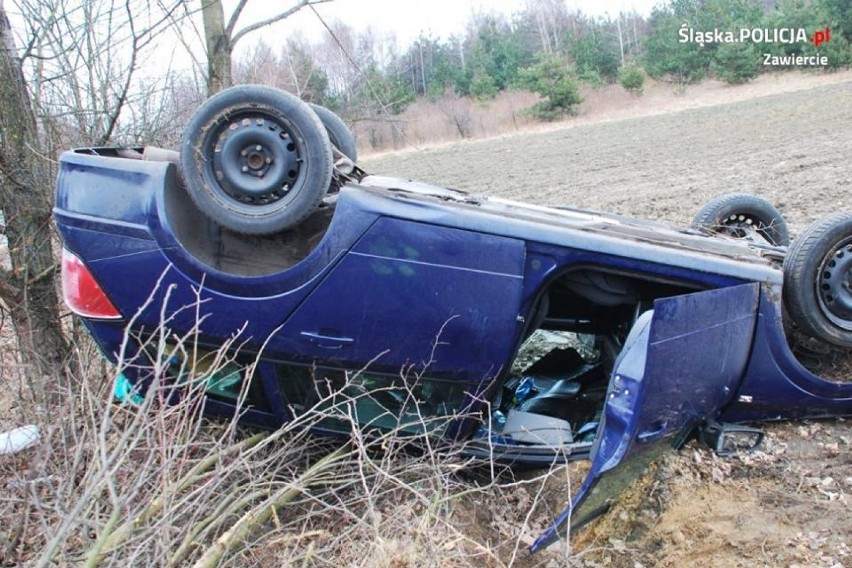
783;213;852;348
309;103;358;162
692;193;790;246
180;85;333;235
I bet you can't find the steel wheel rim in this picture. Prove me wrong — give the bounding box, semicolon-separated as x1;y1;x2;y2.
816;236;852;331
717;213;773;244
203;109;306;215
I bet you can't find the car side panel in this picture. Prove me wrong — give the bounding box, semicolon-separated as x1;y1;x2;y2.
275;218;526;380
720;290;852;421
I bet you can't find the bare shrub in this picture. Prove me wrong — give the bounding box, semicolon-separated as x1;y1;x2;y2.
0;295;577;567
435;89;474;140
353;91;540;155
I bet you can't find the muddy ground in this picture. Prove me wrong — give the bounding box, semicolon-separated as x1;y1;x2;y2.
362;76;851;567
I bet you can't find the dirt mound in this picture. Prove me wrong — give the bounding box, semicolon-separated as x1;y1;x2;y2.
578;421;851;568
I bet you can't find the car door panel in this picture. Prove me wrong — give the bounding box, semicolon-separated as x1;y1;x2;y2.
531;282;759;552
276;218;527;380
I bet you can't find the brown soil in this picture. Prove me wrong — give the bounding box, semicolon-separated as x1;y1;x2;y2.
362;74;851;234
362;75;852;567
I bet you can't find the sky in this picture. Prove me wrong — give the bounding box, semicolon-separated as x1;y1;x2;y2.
6;0;666;82
234;0;663;50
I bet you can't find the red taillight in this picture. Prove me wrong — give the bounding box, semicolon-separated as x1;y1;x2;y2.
61;249;122;319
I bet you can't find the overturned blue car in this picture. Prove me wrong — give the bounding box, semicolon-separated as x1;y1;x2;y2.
53;85;852;551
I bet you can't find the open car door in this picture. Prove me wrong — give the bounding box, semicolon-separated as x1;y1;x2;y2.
531;282;760;552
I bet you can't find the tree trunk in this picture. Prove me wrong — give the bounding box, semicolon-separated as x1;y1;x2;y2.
200;0;333;97
0;0;70;392
202;0;231;96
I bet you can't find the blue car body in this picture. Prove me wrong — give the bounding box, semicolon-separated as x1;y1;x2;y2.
54;148;852;551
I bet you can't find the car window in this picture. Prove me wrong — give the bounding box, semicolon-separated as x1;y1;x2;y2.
275;364;473;436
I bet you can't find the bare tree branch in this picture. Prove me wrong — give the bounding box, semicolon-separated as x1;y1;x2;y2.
157;0;206;80
97;0;139;144
230;0;332;47
224;0;248;39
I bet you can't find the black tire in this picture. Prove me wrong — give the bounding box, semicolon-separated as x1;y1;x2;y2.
308;103;358;162
180;85;333;235
783;213;852;348
692;193;790;246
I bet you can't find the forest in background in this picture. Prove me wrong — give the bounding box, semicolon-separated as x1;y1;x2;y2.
225;0;850;144
13;0;850;155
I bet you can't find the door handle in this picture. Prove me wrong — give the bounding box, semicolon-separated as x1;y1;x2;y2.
637;421;667;443
300;331;355;350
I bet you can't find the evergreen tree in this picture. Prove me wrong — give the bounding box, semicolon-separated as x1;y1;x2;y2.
618;63;646;94
711;43;759;84
521;55;583;119
470;16;525;92
643;5;708;83
567;24;621;84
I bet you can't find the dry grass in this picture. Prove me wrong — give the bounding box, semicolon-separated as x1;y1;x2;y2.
352;90;542;154
0;301;578;567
